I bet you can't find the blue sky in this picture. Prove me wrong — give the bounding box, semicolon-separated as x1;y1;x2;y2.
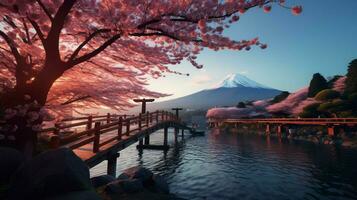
148;0;357;101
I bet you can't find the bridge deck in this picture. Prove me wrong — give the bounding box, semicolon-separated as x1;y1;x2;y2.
40;111;192;168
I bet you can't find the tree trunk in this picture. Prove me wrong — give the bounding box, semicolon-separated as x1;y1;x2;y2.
0;64;63;158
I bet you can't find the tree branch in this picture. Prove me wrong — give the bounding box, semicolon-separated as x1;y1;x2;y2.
130;30;180;41
0;30;23;65
45;0;77;60
36;0;54;21
67;33;121;67
61;95;91;105
27;17;45;45
68;28;111;61
22;18;31;44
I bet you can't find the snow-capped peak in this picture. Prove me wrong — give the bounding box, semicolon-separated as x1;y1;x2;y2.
212;73;272;89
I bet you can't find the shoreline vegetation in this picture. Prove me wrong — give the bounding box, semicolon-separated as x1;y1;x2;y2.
206;59;357;120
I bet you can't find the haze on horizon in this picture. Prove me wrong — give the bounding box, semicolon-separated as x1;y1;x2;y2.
147;0;357;102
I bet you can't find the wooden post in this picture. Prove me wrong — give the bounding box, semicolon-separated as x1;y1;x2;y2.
164;126;168;146
117;117;123;140
146;111;150;127
87;115;93;130
93;122;101;153
181;129;184;138
138;113;142;130
107;153;119;177
138;113;144;146
144;112;150;144
126;118;130;136
106;113;111;123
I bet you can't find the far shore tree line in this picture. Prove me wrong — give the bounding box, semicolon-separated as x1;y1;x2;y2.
236;59;357;118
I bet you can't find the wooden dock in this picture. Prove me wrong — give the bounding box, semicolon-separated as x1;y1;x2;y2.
208;118;357;137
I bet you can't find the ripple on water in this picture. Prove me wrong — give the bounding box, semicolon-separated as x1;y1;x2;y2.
90;129;357;200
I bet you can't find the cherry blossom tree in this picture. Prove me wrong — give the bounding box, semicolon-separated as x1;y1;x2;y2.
0;0;301;155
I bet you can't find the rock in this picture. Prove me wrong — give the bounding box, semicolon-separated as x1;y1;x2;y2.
117;173;130;180
0;147;25;184
122;166;153;182
152;174;170;194
44;190;101;200
91;175;115;188
105;179;144;194
8;148;92;199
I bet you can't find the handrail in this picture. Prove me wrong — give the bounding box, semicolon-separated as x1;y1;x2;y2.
209;117;357;125
45;110;180;151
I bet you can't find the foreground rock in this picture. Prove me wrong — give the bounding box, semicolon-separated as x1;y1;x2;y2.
93;166;179;200
91;175;116;188
0;147;25;184
0;147;25;199
8;148;97;200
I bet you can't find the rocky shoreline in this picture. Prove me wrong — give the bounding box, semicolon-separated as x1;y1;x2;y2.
0;147;182;200
225;125;357;148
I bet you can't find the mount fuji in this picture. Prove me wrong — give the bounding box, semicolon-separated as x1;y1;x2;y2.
212;73;273;89
136;73;281;112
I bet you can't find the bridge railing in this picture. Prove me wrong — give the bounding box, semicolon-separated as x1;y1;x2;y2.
44;110;178;151
208;118;357;127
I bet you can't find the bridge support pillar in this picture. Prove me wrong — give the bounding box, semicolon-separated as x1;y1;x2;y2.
164;126;168;146
144;135;150;145
139;138;143;146
277;125;282;138
327;126;335;137
265;124;271;135
174;128;178;143
107;153;120;177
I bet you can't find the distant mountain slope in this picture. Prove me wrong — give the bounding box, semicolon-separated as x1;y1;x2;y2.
146;87;281;111
134;73;281;112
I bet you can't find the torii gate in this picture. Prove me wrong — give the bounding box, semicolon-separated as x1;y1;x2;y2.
171;108;183;119
134;98;155;147
133;98;155;114
172;108;183;141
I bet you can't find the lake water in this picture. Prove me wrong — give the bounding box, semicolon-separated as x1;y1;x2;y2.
90;128;357;200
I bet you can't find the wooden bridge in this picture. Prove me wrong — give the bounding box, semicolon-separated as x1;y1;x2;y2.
208;118;357;136
40;111;195;177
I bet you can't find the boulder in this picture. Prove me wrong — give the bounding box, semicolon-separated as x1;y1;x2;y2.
117;173;130;181
8;148;92;199
44;190;101;200
152;174;170;194
105;179;144;194
91;175;115;188
122;166;153;182
0;147;25;184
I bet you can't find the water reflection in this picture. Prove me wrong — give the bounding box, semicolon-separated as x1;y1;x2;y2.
91;128;357;200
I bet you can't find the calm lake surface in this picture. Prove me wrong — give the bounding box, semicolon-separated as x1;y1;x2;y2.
90;128;357;200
